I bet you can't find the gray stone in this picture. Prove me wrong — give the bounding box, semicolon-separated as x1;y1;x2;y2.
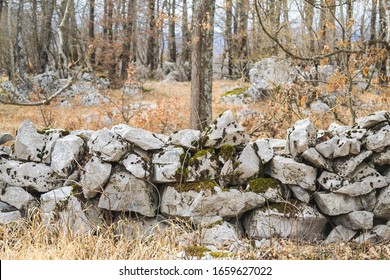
246;179;285;203
363;125;390;152
187;150;218;182
0;186;36;210
328;123;351;134
41;187;92;234
13;120;64;163
318;171;343;191
354;225;390;244
89;128;128;162
152;146;185;183
0;201;16;212
374;186;390;219
289;185;312;203
266;156;317;191
334;164;388;196
316;136;361;159
310;100;331;114
302;148;333;171
324;225;357;244
112;124;164;150
122;153;150;179
0;133;14;145
160;185;265;223
267;139;287;150
333;211;374;230
372;150;390;165
80;157;112;199
98;169;158;217
254;139;274;164
170;129;201;149
314;192;365;216
235;144;261;182
243;204;327;241
115;216;169;239
286;118;317;157
334;150;372;177
0;146;10;157
254;239;282;251
0;160;60;192
203;110;249;148
340;128;367;140
81;92;110;106
51;135;85;176
356;110;389;129
0;211;22;224
201;222;239;247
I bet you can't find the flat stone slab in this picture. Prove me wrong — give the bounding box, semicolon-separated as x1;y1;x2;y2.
333;211;374;230
314;192;365;216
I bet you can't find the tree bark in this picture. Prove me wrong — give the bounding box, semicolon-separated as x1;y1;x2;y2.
225;0;233;77
146;0;157;71
190;0;215;131
120;0;136;79
370;0;378;41
379;0;388;83
7;0;15;81
168;0;177;63
181;0;190;65
238;0;249;79
38;0;55;73
89;0;95;65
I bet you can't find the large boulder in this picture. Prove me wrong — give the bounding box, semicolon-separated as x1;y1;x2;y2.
50;135;85;176
79;157;112;199
243;203;327;241
160;184;265;224
265;156;317;190
98;169;159;217
314;192;369;216
13;120;65;164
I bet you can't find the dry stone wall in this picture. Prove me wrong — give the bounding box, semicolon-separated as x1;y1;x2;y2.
1;110;390;247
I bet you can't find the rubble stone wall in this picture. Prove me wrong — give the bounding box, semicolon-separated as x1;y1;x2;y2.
1;110;390;246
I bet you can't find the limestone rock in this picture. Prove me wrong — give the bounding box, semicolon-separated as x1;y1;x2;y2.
289;185;312;203
51;135;85;176
333;164;388;196
354;225;390;244
234;144;261;182
266;156;317;191
115;216;169;239
203;110;249;148
287;118;317;157
314;192;365;216
372;150;390;166
121;153;150;179
324;225;357;244
243;204;327;241
201;222;239;247
253;139;274;164
160;185;265;222
98;169;158;217
356;110;389;129
0;133;14;145
316;136;361;159
334;150;372;177
302;148;333;171
318;171;343;191
246;178;285;203
187;150;218;182
170;129;201;149
152;146;185;183
89;128;128;162
333;211;374;230
0;186;36;210
41;187;92;234
0;211;22;224
373;186;390;219
81;92;109;106
80;157;112;199
13;120;64;163
112;124;164;151
0;160;60;192
363;125;390;152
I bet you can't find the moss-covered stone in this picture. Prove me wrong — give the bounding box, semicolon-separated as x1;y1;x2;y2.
209;251;233;259
221;87;249;97
185;245;210;258
174;179;219;193
246;178;279;194
263;199;302;216
219;144;235;162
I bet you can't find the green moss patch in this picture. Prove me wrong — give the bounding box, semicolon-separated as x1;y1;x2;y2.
221;87;249;97
174;180;219;193
218;144;235;162
263;199;302;216
209;251;233;259
185;245;210;258
246;178;279;194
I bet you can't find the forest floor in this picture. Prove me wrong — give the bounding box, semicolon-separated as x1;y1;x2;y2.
1;79;390;260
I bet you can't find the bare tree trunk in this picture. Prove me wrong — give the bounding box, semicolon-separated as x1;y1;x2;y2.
0;0;4;20
181;0;190;65
379;0;388;83
38;0;55;73
89;0;95;65
15;0;30;88
370;0;377;41
225;0;233;77
190;0;215;131
168;0;177;62
107;0;115;78
7;0;15;81
238;0;249;79
59;0;71;78
120;0;136;79
146;0;157;71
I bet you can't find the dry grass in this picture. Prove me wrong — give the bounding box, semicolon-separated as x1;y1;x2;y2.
1;212;389;260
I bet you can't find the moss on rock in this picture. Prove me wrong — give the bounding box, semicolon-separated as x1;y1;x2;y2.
246;178;279;194
174;179;219;193
221;87;249;97
218;144;235;162
185;245;210;258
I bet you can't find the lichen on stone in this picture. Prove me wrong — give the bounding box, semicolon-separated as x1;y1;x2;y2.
184;245;210;258
221;87;249;97
174;179;219;193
